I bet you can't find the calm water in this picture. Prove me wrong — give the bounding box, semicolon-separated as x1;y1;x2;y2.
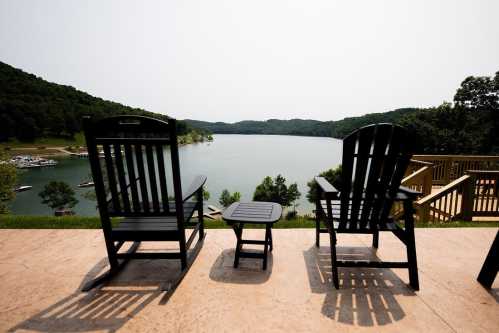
10;135;341;215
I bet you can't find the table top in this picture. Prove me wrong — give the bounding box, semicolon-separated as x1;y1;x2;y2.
222;201;282;223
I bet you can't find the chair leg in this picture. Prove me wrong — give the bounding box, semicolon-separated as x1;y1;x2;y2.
233;223;243;268
102;228;119;270
263;224;271;270
329;231;339;289
268;226;273;252
477;231;499;288
198;201;205;240
406;238;419;291
179;237;188;270
404;201;419;290
315;219;320;247
372;230;379;249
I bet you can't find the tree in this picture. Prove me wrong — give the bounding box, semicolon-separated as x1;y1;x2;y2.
39;181;78;213
0;152;17;213
0;114;14;141
203;188;210;201
454;71;499;153
454;72;499;110
219;189;241;208
253;174;300;208
306;165;342;204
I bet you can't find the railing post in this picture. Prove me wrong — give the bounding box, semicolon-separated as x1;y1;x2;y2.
416;202;430;223
461;174;475;221
423;168;433;196
443;157;452;184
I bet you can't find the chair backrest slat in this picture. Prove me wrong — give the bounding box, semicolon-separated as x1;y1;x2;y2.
102;143;121;213
134;144;150;213
123;144;141;212
156;144;170;213
146;145;160;213
339;123;412;231
112;143;132;213
339;135;356;230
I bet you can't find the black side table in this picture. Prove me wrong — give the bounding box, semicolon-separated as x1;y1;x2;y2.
222;201;282;270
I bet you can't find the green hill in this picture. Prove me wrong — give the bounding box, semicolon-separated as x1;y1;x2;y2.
185;108;421;139
0;61;202;142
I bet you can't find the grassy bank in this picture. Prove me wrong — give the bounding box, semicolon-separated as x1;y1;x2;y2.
1;215;498;229
1;132;211;154
0;133;86;149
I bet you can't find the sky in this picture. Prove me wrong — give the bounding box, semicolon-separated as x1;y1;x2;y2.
0;0;498;123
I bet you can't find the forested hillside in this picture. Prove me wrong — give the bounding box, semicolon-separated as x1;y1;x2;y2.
186;71;498;154
185;118;334;137
186;108;420;138
0;62;201;142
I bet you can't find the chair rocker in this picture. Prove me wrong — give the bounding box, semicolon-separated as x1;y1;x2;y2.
315;123;420;290
82;115;206;291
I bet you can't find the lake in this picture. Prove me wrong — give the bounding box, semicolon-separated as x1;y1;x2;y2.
10;134;342;216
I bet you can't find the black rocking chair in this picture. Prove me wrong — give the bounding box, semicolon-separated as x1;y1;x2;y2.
315;123;420;290
82;115;206;291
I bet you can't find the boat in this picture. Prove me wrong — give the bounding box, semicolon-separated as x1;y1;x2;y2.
14;185;33;192
9;155;58;169
193;205;223;220
55;208;75;216
78;181;94;188
38;159;58;167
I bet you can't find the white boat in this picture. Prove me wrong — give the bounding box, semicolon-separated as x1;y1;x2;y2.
78;181;94;188
38;159;58;167
14;185;33;192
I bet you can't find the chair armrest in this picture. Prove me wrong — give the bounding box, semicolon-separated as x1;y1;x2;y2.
182;175;207;202
315;177;339;199
391;185;421;201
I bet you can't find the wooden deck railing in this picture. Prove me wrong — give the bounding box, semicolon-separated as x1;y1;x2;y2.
402;165;433;197
468;170;499;217
413;155;499;185
415;170;499;223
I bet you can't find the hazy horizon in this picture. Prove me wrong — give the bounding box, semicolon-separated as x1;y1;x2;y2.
1;0;498;122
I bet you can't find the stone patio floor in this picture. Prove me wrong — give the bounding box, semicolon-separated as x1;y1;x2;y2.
0;228;497;332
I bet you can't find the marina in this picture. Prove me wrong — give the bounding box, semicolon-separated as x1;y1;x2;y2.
9;155;58;169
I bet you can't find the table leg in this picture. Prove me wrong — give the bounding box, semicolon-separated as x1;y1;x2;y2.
263;224;271;270
233;223;244;268
268;226;273;252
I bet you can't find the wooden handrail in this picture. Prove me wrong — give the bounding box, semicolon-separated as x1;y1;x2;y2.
466;170;499;175
411;155;499;186
402;166;433;197
417;175;471;206
414;155;499;161
409;159;434;167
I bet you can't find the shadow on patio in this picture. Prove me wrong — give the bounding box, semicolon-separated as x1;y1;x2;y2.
8;241;203;333
303;245;415;326
209;248;273;284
